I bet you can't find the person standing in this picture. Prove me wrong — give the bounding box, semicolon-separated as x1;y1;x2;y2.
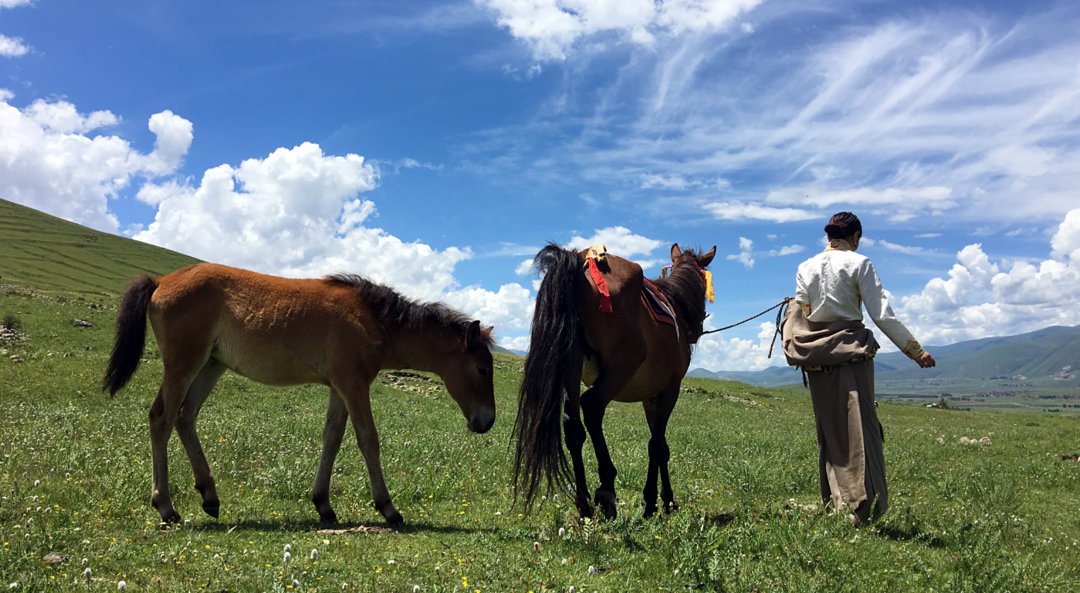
783;212;935;525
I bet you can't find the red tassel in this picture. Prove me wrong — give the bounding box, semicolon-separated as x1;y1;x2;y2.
586;258;613;313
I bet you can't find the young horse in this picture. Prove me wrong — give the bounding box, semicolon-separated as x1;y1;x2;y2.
103;263;495;526
513;243;715;519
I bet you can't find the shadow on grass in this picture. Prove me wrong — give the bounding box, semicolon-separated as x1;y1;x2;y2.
874;524;945;548
195;519;495;536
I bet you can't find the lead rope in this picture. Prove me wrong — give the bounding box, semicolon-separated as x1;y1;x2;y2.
700;296;793;359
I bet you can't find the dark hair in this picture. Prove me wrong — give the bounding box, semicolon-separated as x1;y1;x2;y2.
825;212;862;239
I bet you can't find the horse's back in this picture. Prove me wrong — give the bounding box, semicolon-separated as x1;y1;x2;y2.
149;263;379;386
579;255;688;401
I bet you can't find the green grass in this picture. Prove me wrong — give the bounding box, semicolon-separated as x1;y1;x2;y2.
2;286;1079;592
0;199;199;297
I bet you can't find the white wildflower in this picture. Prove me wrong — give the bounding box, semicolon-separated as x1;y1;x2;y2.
310;549;318;561
284;544;292;553
82;567;92;582
558;527;566;538
118;581;127;591
412;586;421;593
283;551;291;564
291;579;300;588
587;565;596;575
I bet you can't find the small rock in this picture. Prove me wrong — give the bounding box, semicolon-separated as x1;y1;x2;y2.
72;319;94;328
43;552;66;565
10;355;23;363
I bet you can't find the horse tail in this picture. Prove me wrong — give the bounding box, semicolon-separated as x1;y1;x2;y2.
102;275;158;396
513;243;584;509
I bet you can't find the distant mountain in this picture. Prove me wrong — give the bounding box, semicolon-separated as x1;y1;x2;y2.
694;324;1080;392
493;344;525;357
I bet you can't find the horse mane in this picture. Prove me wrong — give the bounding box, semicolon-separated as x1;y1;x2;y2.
324;274;492;345
652;250;708;345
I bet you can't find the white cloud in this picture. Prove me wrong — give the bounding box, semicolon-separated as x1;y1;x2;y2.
875;239;936;257
691;320;778;371
706;201;817;223
566;225;665;259
764;186;955;223
515;257;534;276
726;236;754;268
764;244;804;257
445;282;534;333
0;34;29;57
898;209;1080;344
1051;208;1080;261
0;1;33;8
0;93;192;232
476;0;762;60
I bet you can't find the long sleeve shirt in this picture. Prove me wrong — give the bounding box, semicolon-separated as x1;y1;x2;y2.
794;247;924;358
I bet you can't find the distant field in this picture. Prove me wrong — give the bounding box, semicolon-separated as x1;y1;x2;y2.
0;199;199;296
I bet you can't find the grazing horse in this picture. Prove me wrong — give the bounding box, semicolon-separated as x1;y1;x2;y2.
103;263;495;526
513;243;715;519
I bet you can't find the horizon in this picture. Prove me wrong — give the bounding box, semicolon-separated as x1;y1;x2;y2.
2;0;1080;371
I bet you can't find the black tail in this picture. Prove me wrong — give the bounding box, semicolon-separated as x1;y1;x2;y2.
512;243;585;509
102;275;158;395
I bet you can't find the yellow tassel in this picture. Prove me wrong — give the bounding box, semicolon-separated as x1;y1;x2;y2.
704;270;715;303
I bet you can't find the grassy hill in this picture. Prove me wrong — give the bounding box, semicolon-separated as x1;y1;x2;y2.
0;198;199;296
0;200;1078;591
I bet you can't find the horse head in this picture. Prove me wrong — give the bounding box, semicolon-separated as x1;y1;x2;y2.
440;320;497;434
670;243;716;271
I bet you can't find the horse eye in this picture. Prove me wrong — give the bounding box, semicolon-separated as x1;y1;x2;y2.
478;367;489;377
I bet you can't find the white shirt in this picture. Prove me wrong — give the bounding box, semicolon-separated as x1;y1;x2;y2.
795;247;920;354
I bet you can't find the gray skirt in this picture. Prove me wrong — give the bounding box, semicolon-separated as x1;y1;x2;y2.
806;359;887;524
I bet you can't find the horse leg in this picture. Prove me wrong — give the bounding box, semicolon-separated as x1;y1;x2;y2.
563;379;592;518
581;387;617;520
340;384;402;526
149;365;203;524
311;390;348;525
174;360;226;518
643;385;680;518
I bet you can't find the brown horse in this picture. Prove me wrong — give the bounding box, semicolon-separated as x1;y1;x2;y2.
103;263;495;526
513;243;715;519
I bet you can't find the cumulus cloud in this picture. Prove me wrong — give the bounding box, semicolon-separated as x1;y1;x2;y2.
445;282;534;333
898;209;1080;344
691;320;779;371
726;236;754;268
0;34;29;57
475;0;762;59
566;225;665;259
0;92;192;232
0;0;33;8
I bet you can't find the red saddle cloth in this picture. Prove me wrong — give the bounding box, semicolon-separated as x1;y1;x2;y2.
642;278;676;327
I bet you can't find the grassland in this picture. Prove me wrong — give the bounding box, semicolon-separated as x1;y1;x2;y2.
1;284;1079;593
0;199;199;296
1;198;1079;591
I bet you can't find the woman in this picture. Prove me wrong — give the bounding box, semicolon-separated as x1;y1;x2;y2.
783;212;935;525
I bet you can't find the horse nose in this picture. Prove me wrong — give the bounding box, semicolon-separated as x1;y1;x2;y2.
469;411;495;434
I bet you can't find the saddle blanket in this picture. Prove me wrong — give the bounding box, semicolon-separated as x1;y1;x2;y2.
642;278;677;327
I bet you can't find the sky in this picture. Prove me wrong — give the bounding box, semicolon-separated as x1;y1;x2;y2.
2;0;1080;372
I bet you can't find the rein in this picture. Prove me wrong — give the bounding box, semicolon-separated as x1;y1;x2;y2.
701;297;793;358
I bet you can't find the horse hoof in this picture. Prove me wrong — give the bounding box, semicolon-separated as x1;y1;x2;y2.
594;491;617;520
319;510;339;526
161;510;182;525
664;501;679;514
202;500;220;519
643;505;658;519
385;511;404;527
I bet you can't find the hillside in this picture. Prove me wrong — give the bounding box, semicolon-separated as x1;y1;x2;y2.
0;198;199;296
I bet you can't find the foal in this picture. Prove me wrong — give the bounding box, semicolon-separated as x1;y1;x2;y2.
103;263;495;526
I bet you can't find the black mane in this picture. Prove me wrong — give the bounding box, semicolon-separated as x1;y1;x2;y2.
324;274;492;345
653;251;709;345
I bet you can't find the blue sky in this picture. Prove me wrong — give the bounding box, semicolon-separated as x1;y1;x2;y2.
3;0;1080;371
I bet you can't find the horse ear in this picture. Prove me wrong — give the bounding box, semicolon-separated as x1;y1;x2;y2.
464;320;483;349
670;243;682;263
698;246;717;268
